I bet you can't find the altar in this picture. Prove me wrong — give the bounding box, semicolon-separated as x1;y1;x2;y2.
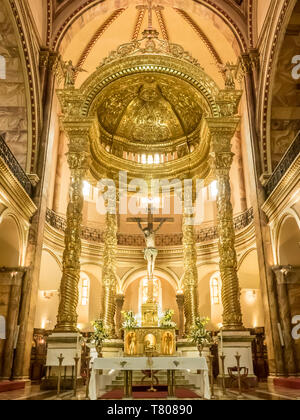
124;327;176;356
89;357;211;400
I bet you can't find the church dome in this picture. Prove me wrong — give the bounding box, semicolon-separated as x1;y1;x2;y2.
96;73;205;157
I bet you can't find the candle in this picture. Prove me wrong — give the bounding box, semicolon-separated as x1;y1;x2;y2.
220;329;224;355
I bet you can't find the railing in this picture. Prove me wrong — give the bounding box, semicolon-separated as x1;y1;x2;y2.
0;134;33;196
46;207;254;246
265;132;300;197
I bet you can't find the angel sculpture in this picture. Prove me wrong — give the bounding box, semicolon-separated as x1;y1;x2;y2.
217;62;236;90
62;60;86;88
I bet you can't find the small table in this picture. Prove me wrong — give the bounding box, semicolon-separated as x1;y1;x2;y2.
89;357;211;400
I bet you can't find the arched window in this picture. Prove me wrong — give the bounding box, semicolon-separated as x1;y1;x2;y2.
0;56;6;80
210;272;222;305
80;272;90;306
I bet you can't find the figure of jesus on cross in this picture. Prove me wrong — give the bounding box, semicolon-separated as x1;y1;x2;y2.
128;201;173;302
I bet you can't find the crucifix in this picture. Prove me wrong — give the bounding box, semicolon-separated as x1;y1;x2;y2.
127;203;173;303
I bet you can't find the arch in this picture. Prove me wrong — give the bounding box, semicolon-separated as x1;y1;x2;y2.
0;213;21;267
210;271;222;306
237;247;258;270
277;214;300;266
274;209;300;265
237;248;264;329
42;247;63;270
257;0;298;174
121;266;179;293
3;0;41;173
52;0;247;55
34;249;62;330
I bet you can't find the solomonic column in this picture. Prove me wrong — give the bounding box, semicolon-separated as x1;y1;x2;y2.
102;212;118;337
54;126;90;332
207;117;244;331
182;212;199;333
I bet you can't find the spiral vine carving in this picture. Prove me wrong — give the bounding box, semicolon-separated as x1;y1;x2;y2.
208;117;244;331
55;129;90;332
182;214;199;333
102;212;118;337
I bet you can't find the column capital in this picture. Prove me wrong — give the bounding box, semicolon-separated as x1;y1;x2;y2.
215;89;242;118
205;117;240;151
272;265;300;285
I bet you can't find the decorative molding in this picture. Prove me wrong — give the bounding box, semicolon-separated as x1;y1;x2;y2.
74;8;126;78
175;8;223;65
155;6;169;41
8;0;39;173
260;0;291;174
46;0;53;47
51;0;248;54
46;207;254;247
132;6;146;41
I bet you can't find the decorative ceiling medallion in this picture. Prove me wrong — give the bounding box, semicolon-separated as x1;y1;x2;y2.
98;29;203;70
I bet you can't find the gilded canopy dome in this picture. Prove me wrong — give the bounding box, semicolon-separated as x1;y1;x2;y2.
96;73;206;154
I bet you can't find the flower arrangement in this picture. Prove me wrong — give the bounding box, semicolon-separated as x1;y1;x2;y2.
121;311;138;330
159;309;177;329
188;317;212;350
91;319;109;349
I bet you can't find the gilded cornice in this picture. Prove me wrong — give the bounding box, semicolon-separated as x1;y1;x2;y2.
0;158;37;221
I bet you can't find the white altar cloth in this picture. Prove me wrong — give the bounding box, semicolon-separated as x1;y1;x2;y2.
89;357;211;400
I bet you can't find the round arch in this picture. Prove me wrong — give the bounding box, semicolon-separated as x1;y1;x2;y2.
52;0;247;55
257;0;298;174
276;213;300;266
0;212;22;267
121;266;179;293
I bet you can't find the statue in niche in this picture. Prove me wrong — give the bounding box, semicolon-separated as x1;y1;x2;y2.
162;332;174;355
126;332;137;356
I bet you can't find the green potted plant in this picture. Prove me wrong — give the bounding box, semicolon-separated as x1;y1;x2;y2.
121;311;138;331
159;309;177;329
188;317;212;356
91;319;109;357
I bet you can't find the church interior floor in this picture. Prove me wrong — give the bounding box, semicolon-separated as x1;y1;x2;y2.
0;382;299;400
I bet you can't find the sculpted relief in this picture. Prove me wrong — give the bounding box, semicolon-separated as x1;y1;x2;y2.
0;4;28;170
97;74;203;146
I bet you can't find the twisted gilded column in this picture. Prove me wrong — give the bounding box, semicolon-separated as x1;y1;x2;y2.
115;293;125;339
55;126;90;332
207;117;244;331
182;212;199;333
102;212;118;337
176;293;185;338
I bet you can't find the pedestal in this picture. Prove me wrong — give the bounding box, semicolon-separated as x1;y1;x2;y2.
141;302;159;327
41;332;81;390
218;330;257;388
